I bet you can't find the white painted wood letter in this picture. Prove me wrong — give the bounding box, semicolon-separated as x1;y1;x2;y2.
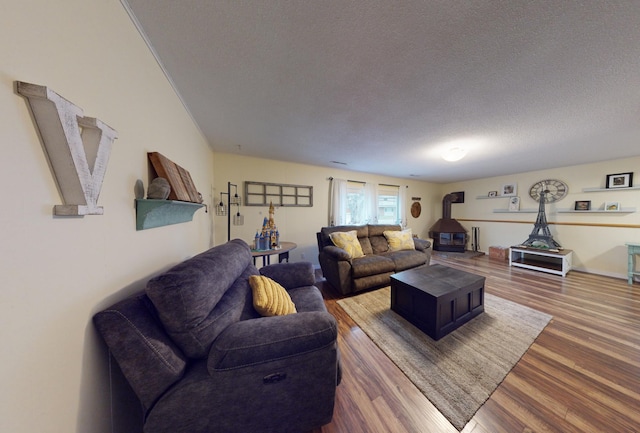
17;81;118;216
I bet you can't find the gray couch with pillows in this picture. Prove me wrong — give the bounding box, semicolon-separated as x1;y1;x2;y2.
94;239;341;433
317;224;431;294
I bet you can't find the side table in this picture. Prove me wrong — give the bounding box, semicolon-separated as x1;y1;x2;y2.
625;243;640;285
251;241;297;266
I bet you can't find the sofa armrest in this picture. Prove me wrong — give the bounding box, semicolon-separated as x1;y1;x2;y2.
259;261;315;290
322;245;351;261
207;312;338;372
93;294;187;410
413;238;431;252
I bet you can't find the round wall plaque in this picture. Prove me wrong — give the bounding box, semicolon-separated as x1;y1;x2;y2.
410;201;421;218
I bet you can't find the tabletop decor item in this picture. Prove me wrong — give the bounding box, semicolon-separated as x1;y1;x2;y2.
574;200;591;211
605;201;620;211
509;196;520;211
606;172;633;189
501;183;517;196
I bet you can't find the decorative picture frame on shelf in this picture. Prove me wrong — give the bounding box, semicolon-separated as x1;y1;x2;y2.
605;201;620;211
501;183;517;196
508;196;520;211
605;172;633;189
488;191;498;197
450;191;465;203
574;200;591;211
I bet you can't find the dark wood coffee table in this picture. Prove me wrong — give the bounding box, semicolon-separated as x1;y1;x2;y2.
390;264;485;340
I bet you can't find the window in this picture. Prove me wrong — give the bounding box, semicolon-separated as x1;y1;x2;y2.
377;184;400;224
330;178;402;226
345;181;365;225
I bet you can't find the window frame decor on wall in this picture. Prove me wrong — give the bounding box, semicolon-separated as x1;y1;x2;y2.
605;172;633;189
244;181;313;207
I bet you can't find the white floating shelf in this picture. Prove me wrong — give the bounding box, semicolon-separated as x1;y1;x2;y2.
493;209;538;213
582;186;640;192
477;195;510;199
557;208;636;213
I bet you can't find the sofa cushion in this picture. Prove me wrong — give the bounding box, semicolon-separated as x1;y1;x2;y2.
249;275;297;316
145;239;257;358
384;228;415;251
329;230;364;258
384;250;428;272
351;254;395;278
368;224;402;254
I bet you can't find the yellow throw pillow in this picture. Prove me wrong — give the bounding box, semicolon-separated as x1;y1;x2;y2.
329;230;364;259
249;275;297;316
384;229;415;252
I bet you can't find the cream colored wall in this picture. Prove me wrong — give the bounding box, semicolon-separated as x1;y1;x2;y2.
2;3;637;433
443;157;640;278
212;153;441;265
1;2;213;432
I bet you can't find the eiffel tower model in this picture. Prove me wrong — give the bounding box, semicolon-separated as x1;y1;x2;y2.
520;189;562;249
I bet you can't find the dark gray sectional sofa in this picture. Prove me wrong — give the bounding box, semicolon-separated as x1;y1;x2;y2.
317;224;431;294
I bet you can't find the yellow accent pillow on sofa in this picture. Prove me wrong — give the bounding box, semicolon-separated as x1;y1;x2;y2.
329;230;364;258
249;275;297;316
384;229;415;251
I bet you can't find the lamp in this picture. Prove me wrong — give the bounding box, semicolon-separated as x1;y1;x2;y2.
216;182;243;240
216;192;228;216
442;147;467;162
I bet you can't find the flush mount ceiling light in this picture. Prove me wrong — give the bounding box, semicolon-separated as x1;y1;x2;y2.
442;147;468;162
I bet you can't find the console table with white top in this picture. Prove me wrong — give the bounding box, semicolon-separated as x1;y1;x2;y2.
509;246;573;277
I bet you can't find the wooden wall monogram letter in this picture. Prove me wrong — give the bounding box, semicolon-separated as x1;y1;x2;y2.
17;81;118;216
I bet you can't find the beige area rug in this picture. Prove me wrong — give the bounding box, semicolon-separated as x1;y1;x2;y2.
337;287;552;431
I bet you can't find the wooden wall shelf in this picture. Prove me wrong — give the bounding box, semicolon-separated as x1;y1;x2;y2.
135;199;204;230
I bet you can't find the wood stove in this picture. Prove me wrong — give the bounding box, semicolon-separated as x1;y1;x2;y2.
429;194;468;252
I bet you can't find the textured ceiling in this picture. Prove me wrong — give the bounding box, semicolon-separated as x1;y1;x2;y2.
122;0;640;183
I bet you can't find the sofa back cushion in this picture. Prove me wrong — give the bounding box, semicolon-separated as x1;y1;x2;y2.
146;239;258;358
368;224;402;254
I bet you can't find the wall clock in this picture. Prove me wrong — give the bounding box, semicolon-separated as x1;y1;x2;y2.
529;179;568;203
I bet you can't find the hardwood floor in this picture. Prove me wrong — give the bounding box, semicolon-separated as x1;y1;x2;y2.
312;254;640;433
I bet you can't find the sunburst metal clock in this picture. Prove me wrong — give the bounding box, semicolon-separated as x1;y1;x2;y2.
529;179;568;203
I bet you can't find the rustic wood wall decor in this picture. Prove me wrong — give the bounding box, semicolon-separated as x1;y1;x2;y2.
244;181;313;207
147;152;201;202
17;81;118;216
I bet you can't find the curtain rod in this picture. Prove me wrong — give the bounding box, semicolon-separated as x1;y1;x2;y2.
328;177;399;187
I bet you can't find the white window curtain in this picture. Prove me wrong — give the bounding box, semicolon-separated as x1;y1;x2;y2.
363;182;377;224
329;178;347;226
398;185;407;227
